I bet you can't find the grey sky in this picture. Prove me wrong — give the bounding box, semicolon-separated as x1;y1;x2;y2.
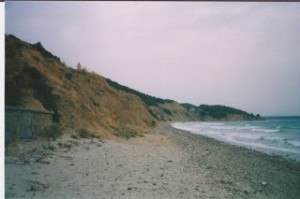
5;2;300;116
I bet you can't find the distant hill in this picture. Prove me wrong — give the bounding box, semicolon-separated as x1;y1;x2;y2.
181;103;261;121
5;35;262;136
196;104;261;121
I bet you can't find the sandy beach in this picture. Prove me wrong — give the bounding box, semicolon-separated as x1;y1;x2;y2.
5;123;300;199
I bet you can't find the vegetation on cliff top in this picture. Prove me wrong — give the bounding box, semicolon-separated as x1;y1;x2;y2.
182;103;261;120
105;78;174;107
197;105;261;120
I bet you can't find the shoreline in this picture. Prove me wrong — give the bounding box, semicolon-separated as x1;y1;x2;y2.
169;122;300;164
5;123;300;198
162;123;300;199
170;120;300;163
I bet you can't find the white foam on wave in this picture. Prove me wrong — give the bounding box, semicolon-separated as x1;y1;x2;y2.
210;125;279;134
226;132;264;140
211;126;237;130
251;128;279;133
287;140;300;147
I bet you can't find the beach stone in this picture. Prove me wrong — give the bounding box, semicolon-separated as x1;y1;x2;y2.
27;180;49;191
261;181;267;185
5;156;27;165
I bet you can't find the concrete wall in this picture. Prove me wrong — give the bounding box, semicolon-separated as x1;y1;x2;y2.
5;106;54;144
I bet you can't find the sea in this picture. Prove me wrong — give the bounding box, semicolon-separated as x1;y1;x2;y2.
172;117;300;162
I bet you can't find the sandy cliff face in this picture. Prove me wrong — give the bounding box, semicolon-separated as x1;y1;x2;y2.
148;102;198;122
5;35;157;135
5;35;262;136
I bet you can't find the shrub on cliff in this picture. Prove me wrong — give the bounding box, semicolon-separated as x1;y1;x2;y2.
113;128;137;139
76;128;101;139
41;124;62;140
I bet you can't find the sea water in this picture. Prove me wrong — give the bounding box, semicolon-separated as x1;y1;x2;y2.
172;117;300;162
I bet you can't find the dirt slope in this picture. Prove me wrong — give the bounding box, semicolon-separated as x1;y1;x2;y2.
5;35;157;135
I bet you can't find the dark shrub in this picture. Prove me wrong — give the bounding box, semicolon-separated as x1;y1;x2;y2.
93;101;99;107
65;72;72;80
76;128;101;139
148;109;159;119
77;128;90;138
23;66;42;80
163;108;171;115
41;124;63;140
71;134;79;139
113;129;137;139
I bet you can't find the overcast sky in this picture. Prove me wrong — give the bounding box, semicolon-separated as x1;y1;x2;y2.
5;2;300;116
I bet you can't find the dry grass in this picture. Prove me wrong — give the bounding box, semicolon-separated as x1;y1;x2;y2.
113;128;138;139
75;128;102;140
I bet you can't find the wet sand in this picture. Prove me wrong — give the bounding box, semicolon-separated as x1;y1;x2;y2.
5;123;300;198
